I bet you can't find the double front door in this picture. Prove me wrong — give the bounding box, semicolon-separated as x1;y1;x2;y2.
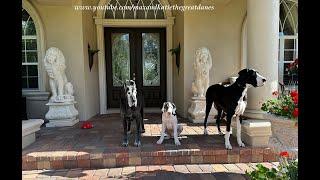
105;28;166;108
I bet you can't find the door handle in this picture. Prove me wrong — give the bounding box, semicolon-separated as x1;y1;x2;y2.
133;72;136;81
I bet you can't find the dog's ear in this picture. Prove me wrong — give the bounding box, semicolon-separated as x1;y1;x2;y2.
161;102;166;112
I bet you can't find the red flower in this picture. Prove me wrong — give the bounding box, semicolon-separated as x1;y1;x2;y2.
290;90;298;98
283;106;289;112
292;95;298;105
293;108;299;118
280;151;289;158
272;91;279;96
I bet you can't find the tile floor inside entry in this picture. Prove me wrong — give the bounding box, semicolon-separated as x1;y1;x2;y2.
22;114;277;170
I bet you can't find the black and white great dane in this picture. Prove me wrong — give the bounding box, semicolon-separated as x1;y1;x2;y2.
203;69;266;149
120;80;145;147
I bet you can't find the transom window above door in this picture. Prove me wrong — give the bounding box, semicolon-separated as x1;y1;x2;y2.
22;8;39;90
105;0;165;19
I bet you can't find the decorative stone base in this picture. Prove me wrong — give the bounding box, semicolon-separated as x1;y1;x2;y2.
232;119;272;147
46;117;79;127
187;97;217;123
22;119;44;149
45;101;79;127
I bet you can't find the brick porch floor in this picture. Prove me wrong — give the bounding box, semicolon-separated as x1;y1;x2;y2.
22;114;277;171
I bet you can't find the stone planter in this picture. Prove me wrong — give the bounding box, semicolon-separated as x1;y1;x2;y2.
263;113;298;158
24;91;50;120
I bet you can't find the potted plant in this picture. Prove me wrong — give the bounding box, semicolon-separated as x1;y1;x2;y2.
261;89;298;121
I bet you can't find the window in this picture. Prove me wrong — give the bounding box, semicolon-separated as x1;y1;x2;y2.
22;8;39;90
278;0;298;89
278;35;298;85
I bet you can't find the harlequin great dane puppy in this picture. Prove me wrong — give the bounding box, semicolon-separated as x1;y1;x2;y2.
203;69;266;150
157;102;183;146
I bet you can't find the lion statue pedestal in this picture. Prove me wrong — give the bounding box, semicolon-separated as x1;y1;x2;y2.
188;97;217;123
45;101;79;127
188;47;217;123
43;47;79;127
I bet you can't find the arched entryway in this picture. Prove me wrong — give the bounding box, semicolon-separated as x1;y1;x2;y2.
95;0;174;114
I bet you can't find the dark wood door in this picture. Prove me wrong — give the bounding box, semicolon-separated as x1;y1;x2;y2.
105;28;166;108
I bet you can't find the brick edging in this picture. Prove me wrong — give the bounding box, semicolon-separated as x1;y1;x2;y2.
22;147;277;170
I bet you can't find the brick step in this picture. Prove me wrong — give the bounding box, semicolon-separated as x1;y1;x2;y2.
22;146;277;170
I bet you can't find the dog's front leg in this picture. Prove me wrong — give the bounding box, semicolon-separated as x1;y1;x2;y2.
236;116;245;147
173;122;181;146
134;117;141;147
157;122;166;144
224;112;234;150
122;118;129;147
127;121;131;134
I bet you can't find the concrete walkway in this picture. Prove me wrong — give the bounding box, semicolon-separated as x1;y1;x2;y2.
22;162;279;179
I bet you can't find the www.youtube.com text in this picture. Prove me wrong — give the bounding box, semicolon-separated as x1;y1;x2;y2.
74;4;215;12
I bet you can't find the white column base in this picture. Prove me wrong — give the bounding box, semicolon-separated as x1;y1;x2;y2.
187;97;217;123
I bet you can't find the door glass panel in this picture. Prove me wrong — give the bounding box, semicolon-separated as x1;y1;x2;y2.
142;33;160;86
111;33;130;86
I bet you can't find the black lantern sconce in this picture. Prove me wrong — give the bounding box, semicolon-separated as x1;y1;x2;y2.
169;43;181;74
88;44;99;72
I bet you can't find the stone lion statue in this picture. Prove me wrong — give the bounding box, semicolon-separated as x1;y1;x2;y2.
44;47;74;103
191;47;212;97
